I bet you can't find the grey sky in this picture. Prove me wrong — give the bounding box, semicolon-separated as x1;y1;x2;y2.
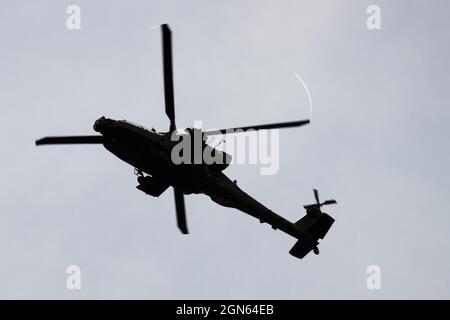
1;0;449;299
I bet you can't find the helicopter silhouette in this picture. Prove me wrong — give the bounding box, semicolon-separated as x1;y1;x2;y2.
35;24;336;259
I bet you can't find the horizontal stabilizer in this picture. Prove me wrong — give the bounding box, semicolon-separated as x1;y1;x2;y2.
289;238;319;259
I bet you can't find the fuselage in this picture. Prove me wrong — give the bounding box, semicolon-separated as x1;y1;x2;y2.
93;117;309;241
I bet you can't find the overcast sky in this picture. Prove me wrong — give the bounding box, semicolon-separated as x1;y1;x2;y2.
1;0;449;299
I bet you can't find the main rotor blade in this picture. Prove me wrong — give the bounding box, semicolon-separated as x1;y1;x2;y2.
161;24;176;132
174;187;188;234
203;119;310;136
35;135;103;146
323;199;337;205
314;189;320;204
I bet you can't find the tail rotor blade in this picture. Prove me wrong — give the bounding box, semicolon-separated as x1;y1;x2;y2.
35;135;103;146
314;189;320;204
203;119;309;136
174;187;188;234
161;24;176;132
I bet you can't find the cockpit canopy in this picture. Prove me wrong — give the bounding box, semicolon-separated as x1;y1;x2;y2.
93;116;115;133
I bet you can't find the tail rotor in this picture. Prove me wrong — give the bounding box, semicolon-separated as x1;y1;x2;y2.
304;189;337;212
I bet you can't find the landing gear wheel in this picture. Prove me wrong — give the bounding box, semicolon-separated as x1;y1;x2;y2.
313;247;320;255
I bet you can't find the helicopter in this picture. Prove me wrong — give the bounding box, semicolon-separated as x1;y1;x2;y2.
35;24;336;259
